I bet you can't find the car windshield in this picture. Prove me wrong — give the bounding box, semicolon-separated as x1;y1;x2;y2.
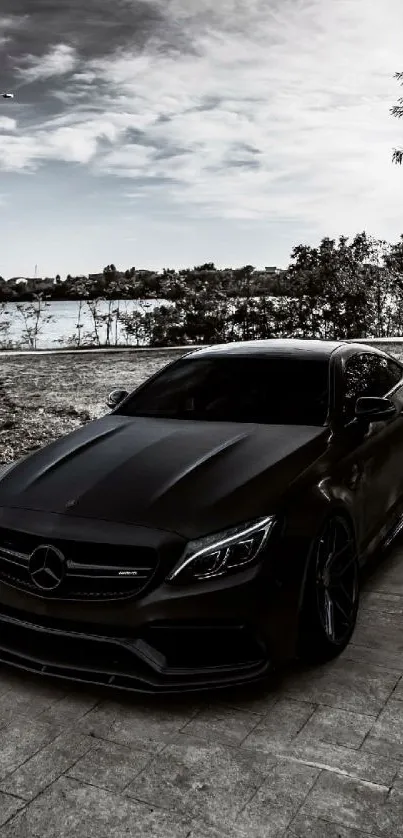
117;355;330;426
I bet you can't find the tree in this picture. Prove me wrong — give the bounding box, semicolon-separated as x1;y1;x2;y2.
279;233;394;339
193;262;216;271
391;72;403;164
103;264;116;274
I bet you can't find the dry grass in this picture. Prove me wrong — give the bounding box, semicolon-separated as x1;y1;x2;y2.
0;349;186;463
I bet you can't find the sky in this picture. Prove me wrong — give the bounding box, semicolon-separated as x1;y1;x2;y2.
1;0;403;279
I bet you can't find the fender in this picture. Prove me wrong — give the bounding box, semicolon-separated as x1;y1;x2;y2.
264;485;356;661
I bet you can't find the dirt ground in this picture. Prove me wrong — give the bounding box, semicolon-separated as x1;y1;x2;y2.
0;349;186;464
0;342;402;465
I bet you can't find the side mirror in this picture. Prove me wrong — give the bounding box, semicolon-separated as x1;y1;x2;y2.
106;389;129;410
355;396;397;422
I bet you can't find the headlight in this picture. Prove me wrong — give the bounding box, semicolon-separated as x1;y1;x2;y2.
166;516;276;584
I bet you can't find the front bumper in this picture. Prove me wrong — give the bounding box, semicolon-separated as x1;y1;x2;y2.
0;605;272;694
0;509;283;693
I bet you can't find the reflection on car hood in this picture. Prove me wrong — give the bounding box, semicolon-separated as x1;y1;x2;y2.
0;415;327;538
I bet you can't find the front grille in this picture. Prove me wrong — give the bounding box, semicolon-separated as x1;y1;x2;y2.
0;527;159;601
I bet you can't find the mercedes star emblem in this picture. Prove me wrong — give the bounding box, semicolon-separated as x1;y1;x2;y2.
28;544;66;591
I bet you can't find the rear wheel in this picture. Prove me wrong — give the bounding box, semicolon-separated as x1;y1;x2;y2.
298;514;359;663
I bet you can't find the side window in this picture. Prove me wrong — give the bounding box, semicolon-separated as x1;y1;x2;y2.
383;358;403;390
343;353;402;423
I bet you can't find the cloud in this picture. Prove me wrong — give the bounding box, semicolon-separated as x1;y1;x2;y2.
16;43;78;82
0;14;28;35
0;116;16;132
1;0;403;237
0;14;27;50
0;116;127;168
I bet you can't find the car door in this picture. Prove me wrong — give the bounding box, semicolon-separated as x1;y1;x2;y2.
372;353;403;520
333;350;403;550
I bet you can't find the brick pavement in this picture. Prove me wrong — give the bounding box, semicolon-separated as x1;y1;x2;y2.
0;547;403;837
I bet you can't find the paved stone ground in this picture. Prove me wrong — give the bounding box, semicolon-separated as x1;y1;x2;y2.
0;548;402;836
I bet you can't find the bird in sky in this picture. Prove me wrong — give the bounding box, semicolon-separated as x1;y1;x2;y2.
1;93;14;99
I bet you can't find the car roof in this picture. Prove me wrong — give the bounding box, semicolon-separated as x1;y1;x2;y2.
187;339;348;361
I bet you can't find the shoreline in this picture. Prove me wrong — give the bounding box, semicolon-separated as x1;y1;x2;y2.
0;337;402;356
0;344;204;356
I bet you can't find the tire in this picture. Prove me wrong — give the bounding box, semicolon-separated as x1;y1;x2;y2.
298;513;359;664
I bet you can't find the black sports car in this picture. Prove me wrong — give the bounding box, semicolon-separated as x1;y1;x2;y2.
0;338;402;694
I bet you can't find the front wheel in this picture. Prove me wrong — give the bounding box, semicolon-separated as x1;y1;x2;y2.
298;514;359;664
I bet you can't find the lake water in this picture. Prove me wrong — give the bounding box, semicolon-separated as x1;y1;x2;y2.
0;299;172;350
0;296;273;350
1;297;397;351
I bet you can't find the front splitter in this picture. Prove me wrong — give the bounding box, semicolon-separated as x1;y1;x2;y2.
0;609;272;695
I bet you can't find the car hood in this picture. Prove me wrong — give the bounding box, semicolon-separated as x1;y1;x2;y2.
0;415;327;539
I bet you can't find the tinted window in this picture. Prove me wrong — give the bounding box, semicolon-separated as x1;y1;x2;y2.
343;353;402;422
118;356;330;426
384;357;403;387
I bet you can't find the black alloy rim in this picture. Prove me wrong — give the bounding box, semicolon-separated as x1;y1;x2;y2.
315;516;358;645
